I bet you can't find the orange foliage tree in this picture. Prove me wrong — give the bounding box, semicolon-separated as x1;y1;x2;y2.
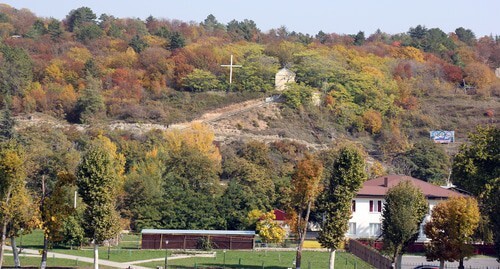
287;153;323;269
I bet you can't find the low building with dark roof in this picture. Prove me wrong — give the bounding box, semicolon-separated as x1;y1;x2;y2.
141;229;256;250
348;175;465;241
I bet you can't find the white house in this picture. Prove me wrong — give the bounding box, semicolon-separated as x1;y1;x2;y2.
348;175;465;241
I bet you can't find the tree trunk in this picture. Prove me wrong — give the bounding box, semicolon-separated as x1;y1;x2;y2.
439;259;445;269
40;235;48;269
295;201;313;269
458;257;464;269
395;253;403;269
40;174;48;269
328;249;336;269
0;220;8;269
0;187;12;269
93;241;99;269
11;237;20;267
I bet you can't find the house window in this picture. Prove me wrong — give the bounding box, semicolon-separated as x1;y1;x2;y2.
348;222;357;235
369;223;381;237
351;200;356;212
369;200;382;212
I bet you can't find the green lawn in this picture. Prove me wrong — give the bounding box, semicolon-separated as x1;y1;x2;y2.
12;230;374;268
1;255;113;269
139;250;373;269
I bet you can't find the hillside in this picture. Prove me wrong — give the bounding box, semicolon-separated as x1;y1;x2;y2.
1;4;500;236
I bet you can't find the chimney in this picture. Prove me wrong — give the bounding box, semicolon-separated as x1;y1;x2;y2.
384;177;389;187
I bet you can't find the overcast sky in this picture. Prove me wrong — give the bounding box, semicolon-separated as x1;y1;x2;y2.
2;0;499;37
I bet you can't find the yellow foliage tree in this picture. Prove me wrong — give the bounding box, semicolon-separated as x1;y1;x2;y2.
163;123;221;164
391;46;425;62
66;47;92;64
257;211;286;244
424;197;480;269
362;109;383;134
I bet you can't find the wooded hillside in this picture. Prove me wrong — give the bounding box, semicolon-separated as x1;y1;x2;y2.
0;4;498;241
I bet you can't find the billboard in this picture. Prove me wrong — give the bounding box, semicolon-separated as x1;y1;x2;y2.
430;131;455;143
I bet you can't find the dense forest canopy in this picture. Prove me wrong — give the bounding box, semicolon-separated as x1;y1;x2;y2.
0;5;498;254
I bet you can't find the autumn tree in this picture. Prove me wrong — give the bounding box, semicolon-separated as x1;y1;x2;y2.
77;139;122;269
19;126;79;269
40;173;76;269
0;141;39;269
317;146;367;269
424;197;480;269
288;153;323;269
382;180;428;269
256;211;286;244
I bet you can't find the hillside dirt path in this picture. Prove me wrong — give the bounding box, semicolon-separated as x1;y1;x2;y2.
16;97;327;149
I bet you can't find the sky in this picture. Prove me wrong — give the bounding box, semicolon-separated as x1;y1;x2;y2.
2;0;499;37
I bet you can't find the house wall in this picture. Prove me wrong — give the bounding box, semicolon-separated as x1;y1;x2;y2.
349;198;384;239
349;197;448;241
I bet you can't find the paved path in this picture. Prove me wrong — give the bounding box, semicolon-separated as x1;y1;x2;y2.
5;247;216;269
402;255;500;269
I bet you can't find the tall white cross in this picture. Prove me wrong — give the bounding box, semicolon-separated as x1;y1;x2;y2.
221;55;242;84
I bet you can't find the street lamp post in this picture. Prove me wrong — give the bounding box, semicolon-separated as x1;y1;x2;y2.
164;240;169;269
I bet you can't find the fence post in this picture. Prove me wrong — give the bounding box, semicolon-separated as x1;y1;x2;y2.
262;261;264;269
239;258;241;265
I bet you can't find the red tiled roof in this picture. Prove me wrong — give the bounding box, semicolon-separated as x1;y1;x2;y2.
273;209;287;221
357;175;465;199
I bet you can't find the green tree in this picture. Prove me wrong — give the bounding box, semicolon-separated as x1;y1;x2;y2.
282;83;313;109
47;19;63;41
168;32;185;50
288;154;323;269
353;31;365;46
481;178;500;260
0;108;16;142
77;141;122;269
317;146;367;269
424;197;480;269
60;214;85;249
201;14;225;33
452;125;499;260
75;23;103;43
181;69;220;92
0;45;33;97
65;6;97;32
129;35;149;53
452;126;499;196
455;27;476;46
382;180;428;269
73;76;105;123
393;139;451;184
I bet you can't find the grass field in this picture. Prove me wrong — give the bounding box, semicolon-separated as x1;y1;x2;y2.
1;255;114;269
139;250;372;269
7;230;374;268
